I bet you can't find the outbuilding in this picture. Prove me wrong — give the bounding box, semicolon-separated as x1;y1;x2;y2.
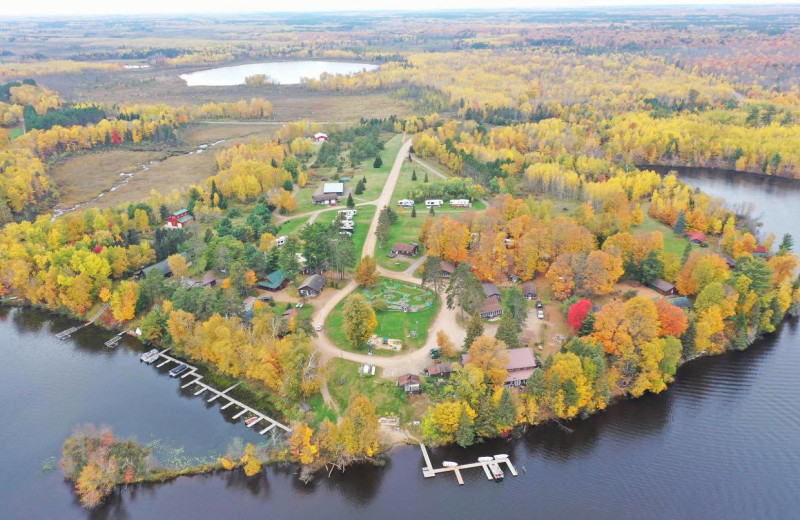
256;269;287;291
312;193;340;205
298;274;327;298
482;282;501;301
521;281;537;300
323;182;345;196
314;132;328;142
479;297;503;319
397;373;421;394
440;260;456;278
686;231;706;244
649;278;677;296
165;209;194;229
391;243;419;257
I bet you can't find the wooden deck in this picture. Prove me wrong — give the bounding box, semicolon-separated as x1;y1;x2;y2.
147;350;290;434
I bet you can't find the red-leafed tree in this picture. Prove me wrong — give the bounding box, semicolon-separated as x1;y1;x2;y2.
655;299;689;338
111;129;121;145
568;299;592;333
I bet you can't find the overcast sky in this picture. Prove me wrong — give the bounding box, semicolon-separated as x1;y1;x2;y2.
2;1;798;18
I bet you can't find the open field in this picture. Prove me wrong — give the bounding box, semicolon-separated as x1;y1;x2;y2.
639;212;692;256
324;278;439;353
325;359;413;422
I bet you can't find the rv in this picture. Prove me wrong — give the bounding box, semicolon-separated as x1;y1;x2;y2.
276;235;288;247
425;199;444;207
449;199;471;208
397;199;415;208
338;209;357;218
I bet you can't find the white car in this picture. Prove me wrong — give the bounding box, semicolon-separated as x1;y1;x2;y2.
537;309;545;320
315;324;322;331
296;302;304;308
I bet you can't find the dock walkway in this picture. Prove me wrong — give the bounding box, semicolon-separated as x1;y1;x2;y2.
418;444;518;485
147;351;290;434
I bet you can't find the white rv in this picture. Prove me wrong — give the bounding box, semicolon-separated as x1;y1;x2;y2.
449;199;471;208
425;199;444;207
397;199;415;208
276;235;288;247
338;209;357;218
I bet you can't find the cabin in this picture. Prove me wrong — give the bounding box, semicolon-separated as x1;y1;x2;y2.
521;281;537;300
506;259;521;282
686;231;707;245
462;347;538;387
440;260;456;279
479;297;503;319
135;252;188;279
427;362;455;378
164;209;194;229
390;243;419;257
256;270;287;291
649;278;677;296
314;132;328;142
323;182;345;196
397;373;421;394
482;282;501;301
312;193;339;206
298;274;326;298
754;245;768;258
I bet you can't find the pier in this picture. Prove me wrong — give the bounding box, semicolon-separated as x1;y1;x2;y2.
147;350;290;434
56;304;109;340
419;444;518;485
104;332;125;348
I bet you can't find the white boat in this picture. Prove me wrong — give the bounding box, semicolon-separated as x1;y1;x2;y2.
488;461;504;480
245;416;260;427
442;461;458;468
478;456;493;463
494;454;509;460
140;348;159;364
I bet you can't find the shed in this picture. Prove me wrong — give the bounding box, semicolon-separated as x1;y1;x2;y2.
323;182;345;196
427;362;455;378
397;373;421;394
313;132;328;142
165;208;194;229
482;282;501;300
754;245;768;258
312;193;339;205
479;297;503;319
298;274;327;297
649;278;676;296
440;260;456;278
521;281;537;300
670;296;692;309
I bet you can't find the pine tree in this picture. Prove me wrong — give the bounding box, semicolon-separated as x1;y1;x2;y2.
778;233;794;255
411;206;417;218
373;155;383;168
412;169;417;181
423;171;429;183
429;206;435;215
454;406;475;448
463;312;484;349
673;210;687;236
682;241;692;265
346;193;355;208
496;388;517;430
495;311;520;348
474;395;497;438
578;311;595;336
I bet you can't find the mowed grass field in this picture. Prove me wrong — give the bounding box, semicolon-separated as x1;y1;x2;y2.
639;212;692;256
326;359;413;422
325;277;439;353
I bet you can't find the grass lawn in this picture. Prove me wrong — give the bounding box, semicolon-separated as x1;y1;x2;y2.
638;213;692;256
349;204;377;256
9;127;23;140
278;216;309;237
324;277;439;353
376;211;427;270
326;359;414;422
305;391;338;425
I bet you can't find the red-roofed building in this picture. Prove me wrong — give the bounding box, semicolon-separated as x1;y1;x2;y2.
754;245;768;258
685;231;706;244
165;209;194;229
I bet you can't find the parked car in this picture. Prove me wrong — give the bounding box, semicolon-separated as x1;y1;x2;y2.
430;348;440;359
536;300;543;309
296;302;304;308
315;324;322;331
537;309;545;320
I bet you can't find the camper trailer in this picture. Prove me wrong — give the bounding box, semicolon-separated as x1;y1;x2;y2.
425;199;444;207
449;199;471;208
397;199;415;208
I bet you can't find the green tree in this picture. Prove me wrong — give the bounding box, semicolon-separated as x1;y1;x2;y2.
681;241;692;265
735;256;773;293
424;171;429;183
343;294;377;348
278;236;301;280
463;312;484;349
421;255;445;294
778;233;794;255
454;405;476;448
496;388;517;431
526;369;546;397
346;193;355;208
373;154;383;168
446;262;484;318
412;169;417;181
495;311;520;348
375;206;392;248
411;206;417;218
673;210;686;236
474;394;497;438
503;286;528;330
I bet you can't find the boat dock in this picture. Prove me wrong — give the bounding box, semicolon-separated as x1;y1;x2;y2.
104;332;125;348
419;444;518;485
56;304;109;340
148;350;290;435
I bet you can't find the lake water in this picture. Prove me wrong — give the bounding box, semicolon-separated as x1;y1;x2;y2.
179;61;378;86
2;168;799;519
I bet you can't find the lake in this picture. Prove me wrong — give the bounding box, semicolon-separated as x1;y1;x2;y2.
179;61;379;87
2;168;799;519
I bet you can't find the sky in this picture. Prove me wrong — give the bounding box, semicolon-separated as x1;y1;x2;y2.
2;0;798;17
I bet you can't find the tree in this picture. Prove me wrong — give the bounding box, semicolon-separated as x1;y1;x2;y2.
466;335;510;386
584;250;624;295
354;256;379;287
454;405;476;447
278;236;301;280
676;252;730;296
424;171;429;183
496;387;517;433
343;294;377;348
625;296;660;345
673;210;686;236
567;299;592;333
429;206;435;215
421;256;445;294
546;255;575;300
446;262;484;318
411;206;417;218
339;394;381;457
375;206;392;248
463;312;484;349
110;281;138;322
412;169;417;181
354;179;365;195
503;285;528;331
655;299;688;337
167;253;188;279
778;233;794;255
495;311;520;348
346;193;355;208
373;154;383;168
437;330;458;358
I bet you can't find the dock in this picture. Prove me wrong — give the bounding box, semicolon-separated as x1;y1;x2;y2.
56;305;109;340
104;332;125;348
418;444;518;485
146;351;290;434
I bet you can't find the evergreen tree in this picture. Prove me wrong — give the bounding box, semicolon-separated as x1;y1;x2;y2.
412;169;417;181
495;311;520;348
474;394;497;438
278;236;301;280
526;369;546;397
454;406;475;448
681;241;693;265
673;210;687;236
681;317;697;359
578;311;596;336
732;313;749;351
354;179;365;195
373;154;383;168
411;206;417;218
496;388;517;430
424;171;429;183
504;286;528;330
778;233;794;255
346;193;355;208
463;312;484;349
429;206;435;215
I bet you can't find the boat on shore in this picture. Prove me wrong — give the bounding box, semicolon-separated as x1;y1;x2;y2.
488;461;504;480
245;416;260;427
140;348;160;364
442;461;458;467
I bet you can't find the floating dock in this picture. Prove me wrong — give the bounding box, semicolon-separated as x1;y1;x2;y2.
146;350;290;434
419;444;518;485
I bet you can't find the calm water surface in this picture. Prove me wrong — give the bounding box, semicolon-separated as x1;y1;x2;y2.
179;61;378;86
1;169;799;519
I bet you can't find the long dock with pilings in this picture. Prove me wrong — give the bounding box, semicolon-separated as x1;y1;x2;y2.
147;350;290;434
419;444;518;485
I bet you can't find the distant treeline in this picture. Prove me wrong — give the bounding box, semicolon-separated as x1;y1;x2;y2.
23;104;106;131
0;78;37;102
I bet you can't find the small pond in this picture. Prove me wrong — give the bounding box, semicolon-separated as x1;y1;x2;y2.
179;61;378;86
